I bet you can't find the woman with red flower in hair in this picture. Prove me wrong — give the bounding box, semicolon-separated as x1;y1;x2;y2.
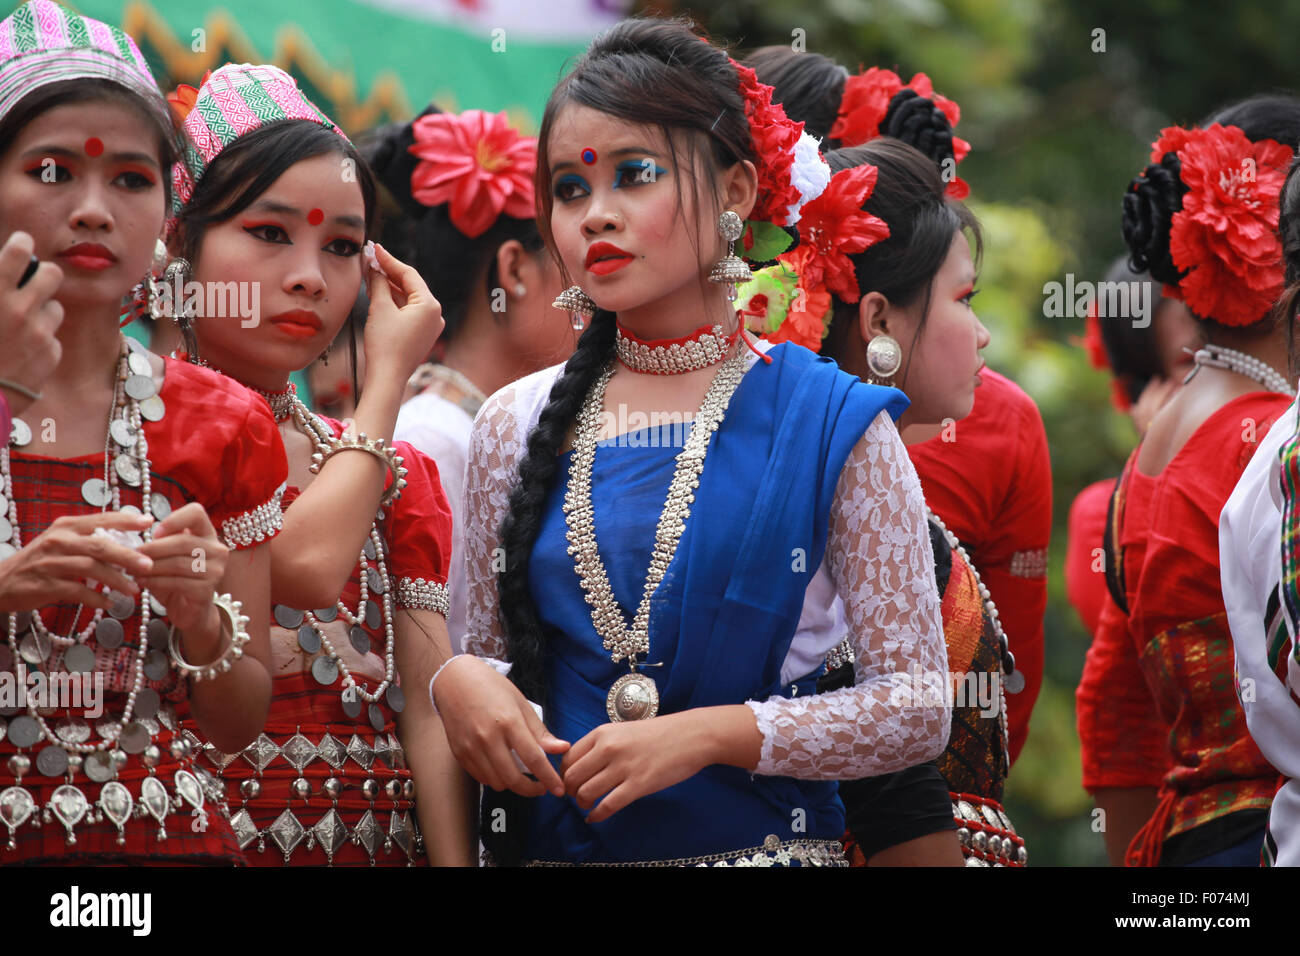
745;47;1051;772
739;134;1037;867
361;107;574;655
1079;95;1300;867
430;17;949;866
1067;257;1199;640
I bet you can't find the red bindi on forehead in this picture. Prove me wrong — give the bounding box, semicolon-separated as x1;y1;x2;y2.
307;208;324;225
84;137;103;157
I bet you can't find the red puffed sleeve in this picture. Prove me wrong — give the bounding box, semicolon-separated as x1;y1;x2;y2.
148;358;287;550
1076;594;1172;790
385;440;453;616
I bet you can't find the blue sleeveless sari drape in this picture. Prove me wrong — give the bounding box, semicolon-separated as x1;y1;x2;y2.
523;343;908;862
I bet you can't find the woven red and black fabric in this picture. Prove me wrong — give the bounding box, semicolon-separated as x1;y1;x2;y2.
1;359;285;864
181;414;451;866
908;367;1051;765
1076;392;1287;864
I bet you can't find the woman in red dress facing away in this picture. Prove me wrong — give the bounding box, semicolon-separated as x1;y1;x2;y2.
167;64;472;865
1077;95;1299;866
0;2;281;863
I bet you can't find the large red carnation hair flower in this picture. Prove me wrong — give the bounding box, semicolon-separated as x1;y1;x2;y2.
408;109;537;239
830;67;970;199
1154;123;1292;327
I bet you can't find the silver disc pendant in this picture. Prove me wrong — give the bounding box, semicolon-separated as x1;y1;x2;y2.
1003;669;1026;694
109;418;136;448
313;605;338;623
36;745;68;777
7;715;40;749
143;650;168;682
363;600;381;630
0;542;14;561
84;751;116;783
113;454;142;487
368;704;386;733
62;644;96;674
138;395;165;422
9;417;31;447
127;351;152;377
362;538;377;561
108;591;135;620
348;625;370;655
273;605;304;629
118;721;150;754
124;374;157;401
0;515;11;542
606;672;659;722
18;632;49;665
149;493;172;519
135;688;161;720
385;684;405;714
94;617;124;649
341;690;362;719
80;478;112;507
311;655;338;686
366;568;385;593
297;625;321;654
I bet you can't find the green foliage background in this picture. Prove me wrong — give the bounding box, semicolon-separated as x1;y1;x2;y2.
651;0;1299;864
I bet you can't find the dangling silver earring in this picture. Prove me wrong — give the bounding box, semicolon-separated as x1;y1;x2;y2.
553;285;596;331
866;333;902;385
709;210;751;301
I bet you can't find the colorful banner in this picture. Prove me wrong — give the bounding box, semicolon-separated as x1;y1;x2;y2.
64;0;628;133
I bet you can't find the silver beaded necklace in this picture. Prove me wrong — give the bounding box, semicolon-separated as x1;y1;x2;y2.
1184;344;1291;395
564;347;749;722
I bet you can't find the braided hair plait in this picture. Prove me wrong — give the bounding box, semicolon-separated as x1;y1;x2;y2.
1121;151;1189;288
496;312;618;705
880;88;956;169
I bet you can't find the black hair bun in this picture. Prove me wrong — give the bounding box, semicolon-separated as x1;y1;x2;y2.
880;88;955;169
1121;152;1189;287
360;105;442;218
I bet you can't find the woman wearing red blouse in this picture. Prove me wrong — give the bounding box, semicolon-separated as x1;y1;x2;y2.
1077;96;1298;866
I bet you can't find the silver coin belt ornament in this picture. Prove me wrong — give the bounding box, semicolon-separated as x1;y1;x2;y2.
565;348;749;722
202;394;421;864
0;340;231;851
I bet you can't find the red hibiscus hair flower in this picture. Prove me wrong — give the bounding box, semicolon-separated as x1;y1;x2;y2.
408;109;537;239
768;244;834;351
830;67;970;199
1159;123;1292;327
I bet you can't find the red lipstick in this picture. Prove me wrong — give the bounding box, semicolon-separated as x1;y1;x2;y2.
58;242;116;271
267;308;324;339
585;241;634;276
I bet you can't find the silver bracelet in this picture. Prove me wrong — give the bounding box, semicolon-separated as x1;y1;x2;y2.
168;592;250;681
0;377;41;402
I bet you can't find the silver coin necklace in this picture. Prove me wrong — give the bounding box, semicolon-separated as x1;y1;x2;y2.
564;347;748;722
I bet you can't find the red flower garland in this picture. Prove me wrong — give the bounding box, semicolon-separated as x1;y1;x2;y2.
1154;123;1291;328
830;67;971;199
733;62;805;226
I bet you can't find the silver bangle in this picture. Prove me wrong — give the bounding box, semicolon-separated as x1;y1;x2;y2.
0;377;41;402
168;592;250;681
308;432;409;506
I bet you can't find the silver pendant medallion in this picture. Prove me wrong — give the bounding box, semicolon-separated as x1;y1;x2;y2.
9;417;31;447
606;672;660;722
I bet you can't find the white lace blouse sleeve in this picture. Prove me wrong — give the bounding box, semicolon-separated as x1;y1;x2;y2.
461;386;523;665
745;410;949;779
